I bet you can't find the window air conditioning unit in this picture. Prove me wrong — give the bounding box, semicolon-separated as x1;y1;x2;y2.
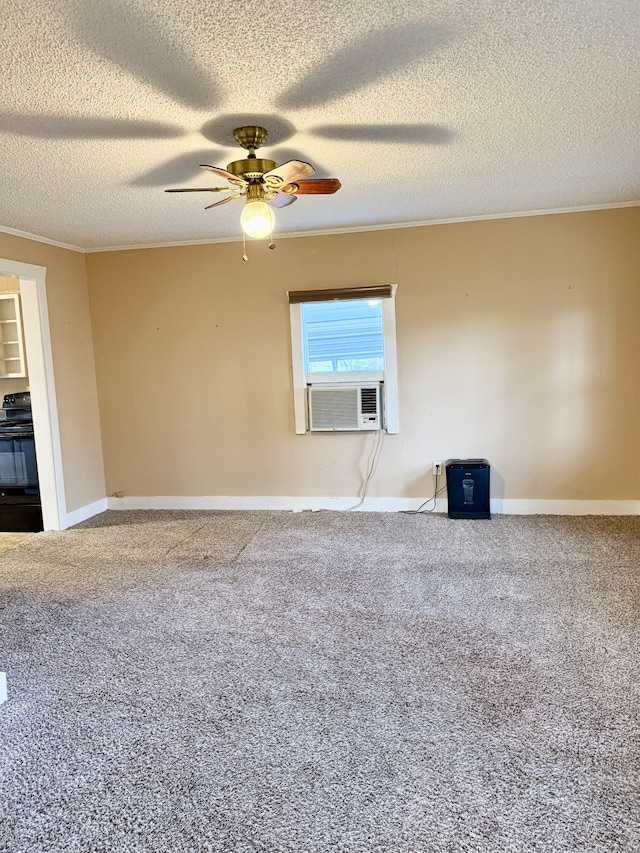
307;383;383;432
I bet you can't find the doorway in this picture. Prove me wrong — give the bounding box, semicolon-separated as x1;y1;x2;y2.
0;258;64;530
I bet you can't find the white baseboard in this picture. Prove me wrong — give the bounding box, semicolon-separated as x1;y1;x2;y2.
61;497;109;529
104;496;640;515
495;499;640;515
0;672;6;705
106;495;431;512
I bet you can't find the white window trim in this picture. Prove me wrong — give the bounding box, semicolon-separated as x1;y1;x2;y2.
288;284;399;434
289;304;307;434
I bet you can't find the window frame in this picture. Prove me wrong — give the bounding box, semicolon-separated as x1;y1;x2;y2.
288;284;399;434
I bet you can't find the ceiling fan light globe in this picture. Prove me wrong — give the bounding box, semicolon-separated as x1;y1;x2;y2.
240;199;275;239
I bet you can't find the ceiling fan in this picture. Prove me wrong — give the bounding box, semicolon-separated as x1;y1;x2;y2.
166;125;341;240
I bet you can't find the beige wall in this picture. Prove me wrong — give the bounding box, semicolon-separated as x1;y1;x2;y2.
0;234;105;513
86;207;640;502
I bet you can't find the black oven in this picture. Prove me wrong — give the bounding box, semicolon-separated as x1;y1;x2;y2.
0;392;42;531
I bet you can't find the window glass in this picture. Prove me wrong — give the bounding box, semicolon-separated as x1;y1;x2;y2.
302;299;384;375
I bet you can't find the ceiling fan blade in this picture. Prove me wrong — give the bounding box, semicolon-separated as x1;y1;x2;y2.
204;193;243;210
267;192;298;209
284;179;342;195
200;164;247;186
165;187;235;193
263;160;315;189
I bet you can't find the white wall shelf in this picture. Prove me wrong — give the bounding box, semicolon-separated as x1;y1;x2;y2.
0;293;27;378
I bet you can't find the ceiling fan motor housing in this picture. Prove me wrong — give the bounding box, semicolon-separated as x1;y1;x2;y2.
226;157;278;181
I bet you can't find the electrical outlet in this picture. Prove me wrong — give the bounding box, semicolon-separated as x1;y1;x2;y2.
112;490;125;498
433;461;442;476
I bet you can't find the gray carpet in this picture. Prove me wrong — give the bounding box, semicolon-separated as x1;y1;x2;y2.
1;510;639;852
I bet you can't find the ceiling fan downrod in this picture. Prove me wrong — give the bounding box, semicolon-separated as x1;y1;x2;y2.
227;127;277;181
233;126;268;156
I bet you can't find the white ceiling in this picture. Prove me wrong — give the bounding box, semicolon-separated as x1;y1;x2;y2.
1;0;638;251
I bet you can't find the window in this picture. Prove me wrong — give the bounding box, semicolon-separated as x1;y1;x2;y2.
288;285;399;434
303;299;385;375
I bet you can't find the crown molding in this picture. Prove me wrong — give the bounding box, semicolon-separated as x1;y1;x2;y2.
0;224;85;253
2;201;638;255
82;201;640;253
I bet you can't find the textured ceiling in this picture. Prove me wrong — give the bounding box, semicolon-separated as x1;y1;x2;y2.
1;0;638;250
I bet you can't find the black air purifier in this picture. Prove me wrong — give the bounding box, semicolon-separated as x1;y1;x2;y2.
446;459;491;519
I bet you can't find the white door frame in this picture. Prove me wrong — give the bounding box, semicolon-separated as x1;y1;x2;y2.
0;257;65;530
